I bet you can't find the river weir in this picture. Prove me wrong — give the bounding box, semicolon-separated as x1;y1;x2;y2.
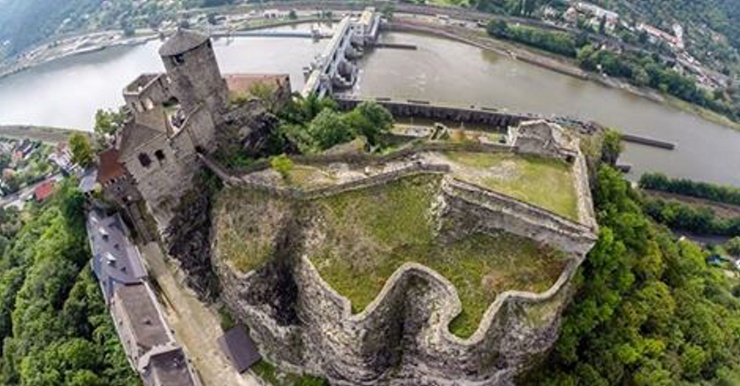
0;23;739;185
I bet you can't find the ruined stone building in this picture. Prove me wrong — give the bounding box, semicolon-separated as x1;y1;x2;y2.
507;120;579;161
108;29;290;233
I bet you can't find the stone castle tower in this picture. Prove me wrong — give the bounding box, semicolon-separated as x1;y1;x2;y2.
159;29;228;123
113;28;291;236
116;29;227;232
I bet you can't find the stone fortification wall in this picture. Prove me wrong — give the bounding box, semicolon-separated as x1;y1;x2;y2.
214;167;596;385
121;133;199;233
573;149;598;231
223;141;514;175
178;105;218;152
201;156;451;199
335;96;602;136
123;73;172;113
443;179;596;255
336;97;528;129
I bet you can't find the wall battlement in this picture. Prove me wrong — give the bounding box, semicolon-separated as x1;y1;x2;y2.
215;170;594;385
211;134;597;384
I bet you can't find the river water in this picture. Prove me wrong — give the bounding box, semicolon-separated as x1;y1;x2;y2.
0;26;738;185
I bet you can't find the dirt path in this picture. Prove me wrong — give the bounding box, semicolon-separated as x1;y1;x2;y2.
140;243;261;386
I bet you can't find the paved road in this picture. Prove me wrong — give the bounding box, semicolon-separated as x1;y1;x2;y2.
140;243;261;386
1;173;62;209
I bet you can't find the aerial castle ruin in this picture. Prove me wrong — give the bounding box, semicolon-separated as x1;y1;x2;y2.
102;27;599;386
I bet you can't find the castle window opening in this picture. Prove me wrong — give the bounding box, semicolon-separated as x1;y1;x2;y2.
155;150;166;162
172;54;185;66
144;98;154;110
138;153;152;168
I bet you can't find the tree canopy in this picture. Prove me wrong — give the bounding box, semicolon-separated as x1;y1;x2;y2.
68;133;94;168
0;180;138;385
521;166;740;385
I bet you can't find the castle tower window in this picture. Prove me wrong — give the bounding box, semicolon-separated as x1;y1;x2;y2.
138;153;152;168
172;54;185;66
155;150;166;162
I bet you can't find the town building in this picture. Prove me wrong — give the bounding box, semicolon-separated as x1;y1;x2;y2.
638;23;682;48
573;2;619;31
86;210;200;386
33;179;56;202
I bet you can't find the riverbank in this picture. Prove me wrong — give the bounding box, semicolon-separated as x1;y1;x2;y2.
385;17;740;131
0;31;158;81
0;16;329;82
0;125;90;143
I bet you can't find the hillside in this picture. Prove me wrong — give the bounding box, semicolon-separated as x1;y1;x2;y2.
598;0;740;75
0;0;100;57
0;180;138;385
521;166;740;385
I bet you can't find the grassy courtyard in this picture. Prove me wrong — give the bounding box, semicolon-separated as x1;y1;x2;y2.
443;152;579;221
306;175;568;338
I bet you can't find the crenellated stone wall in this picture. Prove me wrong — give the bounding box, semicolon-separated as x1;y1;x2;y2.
214;168;596;385
203;118;597;385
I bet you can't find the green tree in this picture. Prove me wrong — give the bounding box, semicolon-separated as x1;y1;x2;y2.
487;19;509;38
249;81;279;112
344;101;394;146
600;129;623;165
307;110;354;151
381;4;395;21
288;10;298;20
0;152;10;170
725;237;740;256
270;154;294;181
69;133;94;167
598;15;607;35
93;107;125;148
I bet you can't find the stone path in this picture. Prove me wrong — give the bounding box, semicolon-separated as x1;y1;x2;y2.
140;243;260;386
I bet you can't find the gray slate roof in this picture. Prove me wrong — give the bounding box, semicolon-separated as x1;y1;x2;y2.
115;283;171;352
159;29;209;57
147;348;198;386
87;211;147;302
218;325;261;373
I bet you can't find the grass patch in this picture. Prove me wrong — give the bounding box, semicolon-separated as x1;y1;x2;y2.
306;175;568;338
214;189;292;273
288;165;337;190
252;359;328;386
444;152;579;221
218;306;236;331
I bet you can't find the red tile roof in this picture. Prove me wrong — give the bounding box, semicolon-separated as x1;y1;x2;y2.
97;148;127;185
224;74;290;96
34;180;56;202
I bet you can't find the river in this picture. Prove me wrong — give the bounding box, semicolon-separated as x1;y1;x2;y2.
0;25;739;185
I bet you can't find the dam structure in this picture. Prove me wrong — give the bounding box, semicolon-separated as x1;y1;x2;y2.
301;8;380;97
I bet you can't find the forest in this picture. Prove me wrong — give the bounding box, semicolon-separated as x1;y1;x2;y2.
0;181;137;385
522;165;740;385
